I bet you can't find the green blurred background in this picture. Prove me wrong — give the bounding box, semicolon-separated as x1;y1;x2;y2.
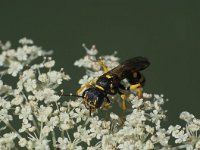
0;1;200;125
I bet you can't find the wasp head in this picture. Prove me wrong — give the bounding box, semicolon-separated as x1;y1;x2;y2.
82;88;106;111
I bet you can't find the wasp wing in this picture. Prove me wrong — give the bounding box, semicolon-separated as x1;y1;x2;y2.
104;56;150;80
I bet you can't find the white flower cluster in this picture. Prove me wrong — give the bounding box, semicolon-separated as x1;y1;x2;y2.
0;39;200;150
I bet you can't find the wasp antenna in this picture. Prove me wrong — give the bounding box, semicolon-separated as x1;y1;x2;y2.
60;93;84;98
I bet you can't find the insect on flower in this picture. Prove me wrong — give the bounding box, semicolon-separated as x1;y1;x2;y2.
62;56;150;115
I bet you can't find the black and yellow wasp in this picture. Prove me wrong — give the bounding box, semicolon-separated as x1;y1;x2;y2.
63;57;150;114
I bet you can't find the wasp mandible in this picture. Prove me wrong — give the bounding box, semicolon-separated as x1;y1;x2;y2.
69;56;150;114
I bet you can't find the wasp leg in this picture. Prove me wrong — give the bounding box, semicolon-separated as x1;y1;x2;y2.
120;94;127;112
117;84;128;111
102;96;111;109
119;94;128;127
76;79;97;95
76;84;91;95
98;59;109;73
126;72;145;98
129;83;143;98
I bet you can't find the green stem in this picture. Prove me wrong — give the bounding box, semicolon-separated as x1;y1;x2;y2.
51;131;57;149
4;121;22;139
32;115;40;136
39;122;43;139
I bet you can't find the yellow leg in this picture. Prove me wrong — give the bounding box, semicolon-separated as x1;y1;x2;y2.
137;88;143;98
130;83;141;90
98;59;109;73
120;94;127;112
76;79;97;95
102;102;111;109
77;84;90;95
129;83;143;98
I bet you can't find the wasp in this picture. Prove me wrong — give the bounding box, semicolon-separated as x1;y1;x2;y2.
68;56;150;114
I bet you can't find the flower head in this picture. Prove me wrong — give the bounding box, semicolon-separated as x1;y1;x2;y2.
0;39;199;149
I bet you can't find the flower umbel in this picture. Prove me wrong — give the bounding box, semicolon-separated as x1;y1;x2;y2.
0;38;199;149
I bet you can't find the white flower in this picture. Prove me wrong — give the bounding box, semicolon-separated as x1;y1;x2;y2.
196;140;200;149
47;70;62;84
0;80;3;89
69;100;81;108
0;132;17;150
125;109;146;126
193;118;200;126
0;109;13;122
47;94;60;103
82;44;98;56
131;98;143;108
180;111;194;122
0;41;11;50
37;106;53;122
59;112;70;124
59;111;74;130
38;73;48;82
35;139;50;150
145;125;154;134
173;130;188;143
74;55;101;71
90;117;104;139
6;49;16;57
103;52;119;61
19;121;32;133
18;138;27;147
11;94;24;105
24;79;37;92
46;116;59;131
151;129;169;146
34;88;59;103
15;106;21;114
75;125;92;145
87;146;100;150
143;93;152;99
188;123;199;132
21;69;35;82
118;141;134;150
57;137;70;150
79;75;94;85
0;97;11;109
0;54;5;66
70;107;88;123
19;104;33;121
167;125;181;134
149;109;164;126
44;60;55;68
102;135;117;150
19;37;33;45
8;61;23;76
144;140;154;149
28;126;36;132
41;126;51;137
26;140;34;149
110;112;119;120
64;74;71;80
57;137;83;150
16;47;28;61
3;40;200;150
